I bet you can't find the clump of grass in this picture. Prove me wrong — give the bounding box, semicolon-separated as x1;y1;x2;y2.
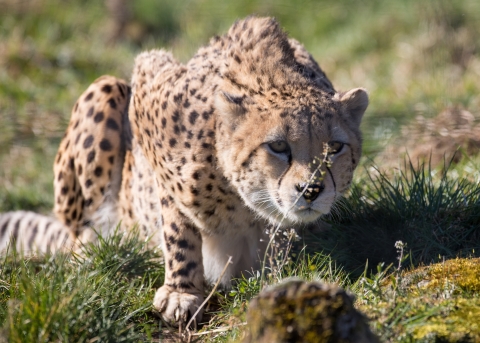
303;158;480;277
0;228;163;343
77;226;164;282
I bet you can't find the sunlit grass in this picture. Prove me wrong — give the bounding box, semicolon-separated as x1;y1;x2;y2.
0;228;163;342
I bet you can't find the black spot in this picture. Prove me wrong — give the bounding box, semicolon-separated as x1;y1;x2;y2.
167;235;177;246
173;93;183;103
173;125;180;135
94;166;103;177
192;171;200;180
171;223;180;233
87;106;94;117
206;184;213;191
161;117;167;128
108;98;117;109
106;118;120;131
87;150;96;163
108;156;114;164
83;135;94;149
161;101;167;110
74;133;82;145
172;110;180;122
189;111;199;125
85;198;93;207
184;142;191;149
101;84;112;93
177;182;183;192
84;92;94;101
185;261;197;271
61;186;69;195
94;111;104;123
226;205;235;211
117;83;125;98
174;252;186;262
169;138;177;148
27;224;38;248
161;198;169;208
206;155;213;163
85;179;93;188
99;139;113;151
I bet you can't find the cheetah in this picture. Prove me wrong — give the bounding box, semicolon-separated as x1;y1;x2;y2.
0;16;368;325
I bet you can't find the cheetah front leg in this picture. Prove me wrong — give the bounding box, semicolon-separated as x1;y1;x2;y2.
153;201;205;325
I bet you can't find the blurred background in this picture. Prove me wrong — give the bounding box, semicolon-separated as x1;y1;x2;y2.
0;0;479;213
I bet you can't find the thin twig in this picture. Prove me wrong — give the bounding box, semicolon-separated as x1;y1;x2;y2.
260;144;332;288
190;322;247;337
185;256;233;333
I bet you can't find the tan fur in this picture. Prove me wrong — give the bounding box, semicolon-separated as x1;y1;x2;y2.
0;17;368;325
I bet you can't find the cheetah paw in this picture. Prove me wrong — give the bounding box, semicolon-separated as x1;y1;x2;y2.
153;285;204;326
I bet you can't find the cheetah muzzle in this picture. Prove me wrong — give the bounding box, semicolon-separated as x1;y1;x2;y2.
0;16;368;327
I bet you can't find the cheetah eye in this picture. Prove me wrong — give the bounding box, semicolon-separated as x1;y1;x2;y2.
268;140;290;154
328;141;344;155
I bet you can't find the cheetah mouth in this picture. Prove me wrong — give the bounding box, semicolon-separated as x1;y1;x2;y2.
288;206;324;223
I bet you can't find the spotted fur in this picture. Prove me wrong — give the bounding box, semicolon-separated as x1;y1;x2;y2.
0;17;368;325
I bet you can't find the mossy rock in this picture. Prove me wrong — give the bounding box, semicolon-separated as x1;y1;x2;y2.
243;279;379;343
358;258;480;342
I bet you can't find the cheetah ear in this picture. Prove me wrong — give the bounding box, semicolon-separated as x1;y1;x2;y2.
215;91;248;116
215;91;250;129
337;88;369;127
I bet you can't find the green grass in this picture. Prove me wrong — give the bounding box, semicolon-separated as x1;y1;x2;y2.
0;228;163;342
1;0;480;341
301;158;480;278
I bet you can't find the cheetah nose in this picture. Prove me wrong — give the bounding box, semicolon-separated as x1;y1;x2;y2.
295;183;325;202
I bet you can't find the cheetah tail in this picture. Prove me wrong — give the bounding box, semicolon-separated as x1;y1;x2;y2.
0;211;76;255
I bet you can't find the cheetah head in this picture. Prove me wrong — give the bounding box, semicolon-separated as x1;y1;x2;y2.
215;85;368;227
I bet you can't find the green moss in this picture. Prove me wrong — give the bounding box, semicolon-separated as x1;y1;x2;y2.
357;258;480;342
421;258;480;293
411;298;480;342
